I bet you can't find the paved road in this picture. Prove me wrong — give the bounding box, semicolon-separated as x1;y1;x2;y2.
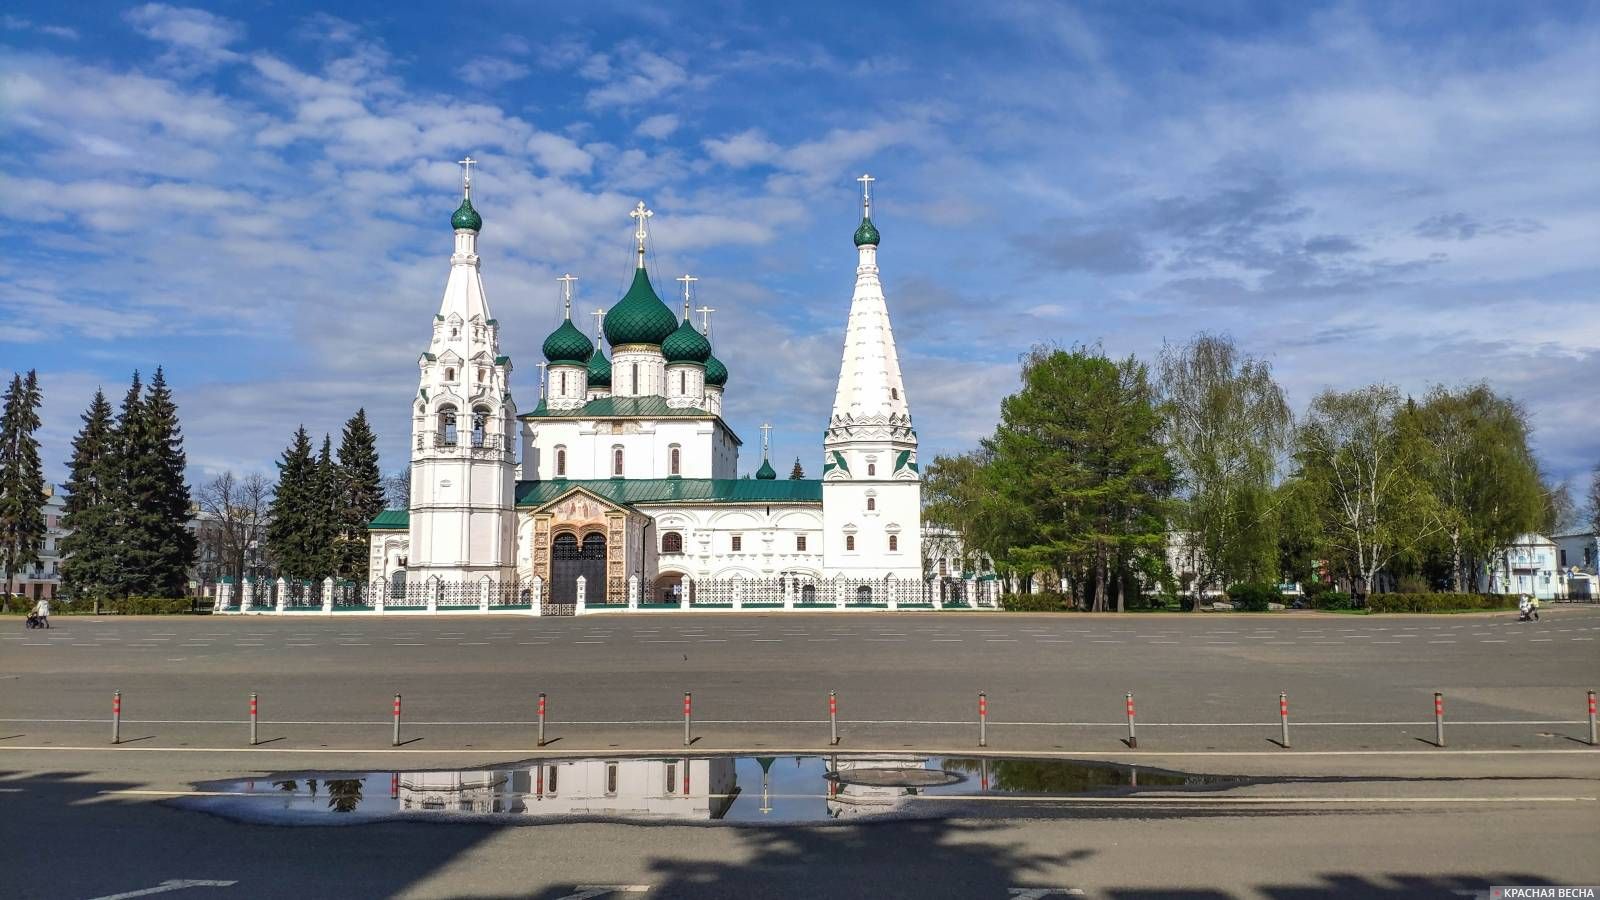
3;609;1597;752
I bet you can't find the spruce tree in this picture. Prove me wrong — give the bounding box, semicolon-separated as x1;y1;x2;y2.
0;371;47;600
313;434;339;580
789;458;805;480
267;427;317;580
136;368;197;597
60;389;119;603
336;409;384;580
107;372;144;597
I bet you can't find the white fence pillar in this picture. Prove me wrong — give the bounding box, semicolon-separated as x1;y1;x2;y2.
374;582;385;615
783;578;794;610
530;576;543;617
733;579;744;610
215;579;233;612
427;580;438;613
322;577;335;614
966;578;978;609
887;577;899;611
240;579;254;612
680;577;692;610
576;575;587;614
628;574;639;610
275;578;287;613
835;579;846;610
479;579;491;613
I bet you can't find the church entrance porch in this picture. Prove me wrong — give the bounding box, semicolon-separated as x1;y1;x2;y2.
654;572;685;604
550;532;606;605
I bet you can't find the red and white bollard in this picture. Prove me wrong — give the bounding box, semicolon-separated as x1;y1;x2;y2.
1278;691;1290;749
392;693;403;747
1433;691;1445;748
111;690;122;745
829;690;840;746
249;692;259;746
537;692;548;747
1126;692;1138;749
1587;690;1596;746
978;692;988;748
683;692;693;747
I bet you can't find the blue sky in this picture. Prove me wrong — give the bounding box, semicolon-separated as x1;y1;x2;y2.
2;1;1597;506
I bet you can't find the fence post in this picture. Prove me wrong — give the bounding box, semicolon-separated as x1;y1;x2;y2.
683;691;693;747
479;579;491;613
680;576;692;611
240;578;254;612
537;692;548;747
978;691;988;747
576;575;587;615
1126;692;1138;749
628;574;639;610
249;692;259;746
216;578;233;612
1587;690;1596;746
275;578;287;613
1434;691;1445;748
1279;691;1290;749
531;576;543;617
392;693;403;747
112;690;121;745
829;690;840;746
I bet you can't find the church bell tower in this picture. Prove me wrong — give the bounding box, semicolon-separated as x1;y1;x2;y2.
407;157;518;583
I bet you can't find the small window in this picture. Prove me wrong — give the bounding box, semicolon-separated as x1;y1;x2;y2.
665;762;677;794
731;535;743;552
613;447;624;477
891;388;898;400
445;367;455;381
555;448;567;477
867;463;876;476
662;532;683;553
679;371;685;393
867;497;876;511
439;406;458;446
547;766;558;794
846;535;855;551
478;368;486;382
939;560;948;577
632;363;639;394
796;535;807;552
605;763;618;796
889;535;899;552
670;446;681;476
560;371;567;394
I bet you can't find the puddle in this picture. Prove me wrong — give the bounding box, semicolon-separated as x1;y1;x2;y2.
172;755;1240;826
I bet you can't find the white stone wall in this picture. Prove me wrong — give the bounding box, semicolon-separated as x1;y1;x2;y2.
610;347;666;397
641;503;824;582
523;417;738;480
547;363;588;410
664;363;705;408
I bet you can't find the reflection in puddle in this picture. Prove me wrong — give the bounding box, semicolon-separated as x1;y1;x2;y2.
177;756;1237;826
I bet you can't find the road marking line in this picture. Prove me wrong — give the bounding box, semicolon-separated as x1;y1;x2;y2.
87;879;237;899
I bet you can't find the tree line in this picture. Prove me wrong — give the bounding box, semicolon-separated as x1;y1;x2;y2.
262;412;385;583
926;335;1588;610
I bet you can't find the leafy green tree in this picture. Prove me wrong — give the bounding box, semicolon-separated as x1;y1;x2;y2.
335;409;384;580
1157;334;1291;603
60;389;120;604
789;458;805;480
1293;385;1441;596
924;448;1025;584
0;371;46;598
267;427;319;580
980;346;1173;611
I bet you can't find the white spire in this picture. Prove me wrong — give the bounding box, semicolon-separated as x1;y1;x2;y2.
437;162;493;328
557;273;577;321
629;201;653;268
828;176;912;435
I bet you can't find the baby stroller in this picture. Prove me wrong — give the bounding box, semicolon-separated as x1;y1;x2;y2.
24;612;44;630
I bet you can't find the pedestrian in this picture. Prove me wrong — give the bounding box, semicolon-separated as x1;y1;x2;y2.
33;597;50;629
1529;594;1540;622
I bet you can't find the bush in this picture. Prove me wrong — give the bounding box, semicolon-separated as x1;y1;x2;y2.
1301;581;1332;600
1310;591;1354;610
1000;592;1073;612
1365;593;1518;613
1225;582;1281;612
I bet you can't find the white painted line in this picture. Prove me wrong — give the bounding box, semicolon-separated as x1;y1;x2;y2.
1009;888;1085;899
559;887;652;900
86;879;237;899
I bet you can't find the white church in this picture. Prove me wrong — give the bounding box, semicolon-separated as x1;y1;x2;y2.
354;161;968;613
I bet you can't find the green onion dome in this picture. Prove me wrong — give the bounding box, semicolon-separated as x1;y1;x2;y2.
704;353;728;387
452;196;483;231
755;458;777;480
541;319;593;364
603;268;678;346
586;345;611;387
661;317;712;364
853;216;879;247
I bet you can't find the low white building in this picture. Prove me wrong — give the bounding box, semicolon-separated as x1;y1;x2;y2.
1486;533;1564;600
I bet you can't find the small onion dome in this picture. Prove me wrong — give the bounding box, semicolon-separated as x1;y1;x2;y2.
452;196;483;231
541;319;592;364
661;317;712;364
704;353;728;387
755;457;777;480
604;268;678;346
853;215;879;247
586;346;611;387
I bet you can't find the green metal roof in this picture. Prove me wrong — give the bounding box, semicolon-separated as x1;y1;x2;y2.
854;215;880;247
587;345;612;386
517;478;821;508
451;196;482;231
369;508;409;530
542;319;593;364
661;316;712;363
520;395;714;419
604;267;678;346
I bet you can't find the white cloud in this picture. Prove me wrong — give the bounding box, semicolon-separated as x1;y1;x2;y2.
124;4;244;62
459;57;531;88
584;48;691;110
703;129;780;168
526;132;594;177
636;114;680;139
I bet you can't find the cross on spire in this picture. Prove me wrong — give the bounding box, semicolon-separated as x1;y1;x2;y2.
629;201;653;267
557;274;578;320
694;304;716;337
856;173;874;217
760;422;772;457
459;156;477;199
590;307;606;343
535;361;548;399
675;274;698;317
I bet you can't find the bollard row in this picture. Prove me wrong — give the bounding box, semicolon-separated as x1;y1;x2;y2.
100;687;1600;750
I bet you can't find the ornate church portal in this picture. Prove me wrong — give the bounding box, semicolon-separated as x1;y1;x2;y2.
549;532;606;604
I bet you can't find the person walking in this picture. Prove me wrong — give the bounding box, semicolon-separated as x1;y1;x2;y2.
32;597;50;629
1529;594;1540;622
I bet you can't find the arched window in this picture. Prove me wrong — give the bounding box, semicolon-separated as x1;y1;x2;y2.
669;446;681;476
867;497;876;511
662;531;683;553
856;585;873;602
445;367;455;381
613;446;624;477
632;363;639;394
438;405;458;446
889;534;899;552
891;388;898;400
678;370;685;394
555;447;567;478
560;371;567;394
867;462;876;476
846;535;855;551
471;406;490;448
